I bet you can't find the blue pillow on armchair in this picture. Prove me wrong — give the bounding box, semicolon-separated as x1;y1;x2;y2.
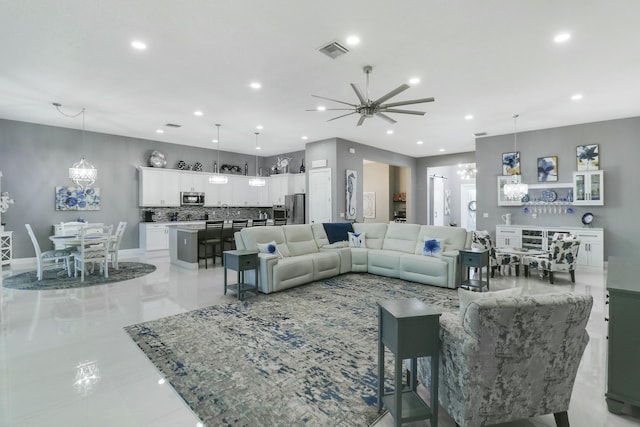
322;222;354;244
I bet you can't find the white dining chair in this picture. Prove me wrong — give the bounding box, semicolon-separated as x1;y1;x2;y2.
108;221;127;269
72;225;112;282
25;224;74;280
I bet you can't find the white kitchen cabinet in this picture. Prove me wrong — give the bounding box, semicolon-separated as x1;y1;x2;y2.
204;175;233;206
573;170;604;205
180;171;205;193
269;174;288;204
232;176;258;206
139;223;169;251
289;173;306;194
139;167;181;207
257;179;271;206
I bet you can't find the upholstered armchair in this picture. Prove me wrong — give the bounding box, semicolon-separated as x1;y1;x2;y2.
523;238;581;284
417;292;593;427
471;230;521;277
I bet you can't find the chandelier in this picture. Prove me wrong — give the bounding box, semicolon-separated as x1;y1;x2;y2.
55;103;98;191
209;124;228;184
503;114;528;201
249;132;266;187
457;163;476;180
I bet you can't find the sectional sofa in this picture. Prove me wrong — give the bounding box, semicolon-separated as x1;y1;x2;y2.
234;222;470;294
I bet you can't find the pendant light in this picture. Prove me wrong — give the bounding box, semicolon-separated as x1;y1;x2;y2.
55;103;98;191
209;124;228;184
503;114;528;201
248;132;266;187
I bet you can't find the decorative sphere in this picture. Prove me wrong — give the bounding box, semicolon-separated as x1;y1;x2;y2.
148;150;167;168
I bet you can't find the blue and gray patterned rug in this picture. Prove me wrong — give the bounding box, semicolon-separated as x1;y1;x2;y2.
125;273;460;426
3;262;157;290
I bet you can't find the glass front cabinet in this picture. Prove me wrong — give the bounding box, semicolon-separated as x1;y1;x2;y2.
573;170;604;206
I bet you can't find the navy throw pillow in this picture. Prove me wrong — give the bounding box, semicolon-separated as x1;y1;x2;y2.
323;222;354;244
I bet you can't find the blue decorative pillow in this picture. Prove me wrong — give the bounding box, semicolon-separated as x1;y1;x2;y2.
423;238;443;257
323;222;354;244
348;231;366;248
256;240;282;258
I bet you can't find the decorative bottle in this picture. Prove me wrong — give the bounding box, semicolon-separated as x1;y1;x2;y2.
299;159;306;173
213;162;218;173
244;162;248;176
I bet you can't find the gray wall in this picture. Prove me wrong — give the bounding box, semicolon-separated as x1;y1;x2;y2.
475;116;640;259
0;119;272;258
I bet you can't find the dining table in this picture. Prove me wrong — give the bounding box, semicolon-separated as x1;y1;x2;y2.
49;234;113;248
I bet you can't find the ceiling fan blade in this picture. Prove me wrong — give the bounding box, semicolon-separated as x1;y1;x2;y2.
311;94;356;107
327;112;358;122
350;83;367;104
375;112;397;124
381;97;435;108
379;108;426;116
356;115;367;126
306;108;355;111
373;84;410;105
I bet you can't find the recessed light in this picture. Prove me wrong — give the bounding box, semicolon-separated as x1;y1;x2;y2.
317;106;326;111
346;35;360;46
386;130;394;135
256;146;261;150
571;93;583;100
211;139;218;143
416;140;424;145
554;33;571;43
155;129;164;134
194;110;203;116
465;114;474;120
131;40;147;50
250;82;262;89
439;148;446;152
301;136;308;140
409;77;420;85
256;125;263;130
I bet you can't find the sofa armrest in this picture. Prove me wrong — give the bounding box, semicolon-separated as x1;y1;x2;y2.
253;253;279;294
440;251;460;288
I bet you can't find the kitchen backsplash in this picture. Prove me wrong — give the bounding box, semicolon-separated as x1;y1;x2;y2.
141;206;273;223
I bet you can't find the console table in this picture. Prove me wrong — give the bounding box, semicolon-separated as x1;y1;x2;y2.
377;298;441;427
223;250;259;301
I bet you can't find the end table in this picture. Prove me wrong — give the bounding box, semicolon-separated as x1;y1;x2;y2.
378;298;441;427
223;250;259;301
459;248;490;292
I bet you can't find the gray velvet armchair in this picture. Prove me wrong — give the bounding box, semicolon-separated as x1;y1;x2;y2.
417;292;593;427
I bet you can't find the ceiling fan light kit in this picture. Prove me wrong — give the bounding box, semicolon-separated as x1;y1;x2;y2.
310;65;435;126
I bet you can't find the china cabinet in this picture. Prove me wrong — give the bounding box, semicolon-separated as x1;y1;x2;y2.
573;171;603;205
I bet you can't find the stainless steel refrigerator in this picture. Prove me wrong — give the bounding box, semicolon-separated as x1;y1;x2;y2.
285;193;306;224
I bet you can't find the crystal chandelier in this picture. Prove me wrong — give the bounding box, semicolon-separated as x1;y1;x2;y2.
55;104;98;191
248;132;266;187
457;163;476;180
209;124;228;184
503;114;528;201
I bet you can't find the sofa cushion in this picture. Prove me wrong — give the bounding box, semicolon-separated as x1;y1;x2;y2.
282;225;318;256
240;226;291;257
256;240;283;258
368;250;401;278
351;247;369;272
417;225;468;252
353;223;388;249
311;251;341;280
348;231;366;248
382;223;421;253
322;222;354;243
399;254;448;287
273;256;314;292
458;287;523;323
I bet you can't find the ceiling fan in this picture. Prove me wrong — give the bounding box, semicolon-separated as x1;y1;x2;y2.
309;65;435;126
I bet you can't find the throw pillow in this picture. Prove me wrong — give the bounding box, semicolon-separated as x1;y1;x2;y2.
256;240;282;258
423;238;444;257
323;222;354;244
458;287;523;323
348;231;366;248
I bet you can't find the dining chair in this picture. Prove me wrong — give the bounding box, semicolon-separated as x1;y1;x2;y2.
198;220;224;268
224;219;248;250
72;225;113;282
251;218;267;227
25;224;74;280
108;221;127;269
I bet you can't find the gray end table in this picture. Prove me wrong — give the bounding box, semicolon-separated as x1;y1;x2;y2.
459;248;490;291
223;250;259;301
378;298;441;427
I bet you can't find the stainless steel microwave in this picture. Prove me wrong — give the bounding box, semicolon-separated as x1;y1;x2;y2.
181;192;205;206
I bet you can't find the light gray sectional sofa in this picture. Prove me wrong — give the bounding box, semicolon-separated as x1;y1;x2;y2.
234;222;470;294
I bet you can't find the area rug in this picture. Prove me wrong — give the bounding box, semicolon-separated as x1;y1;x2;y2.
2;262;157;290
125;273;460;426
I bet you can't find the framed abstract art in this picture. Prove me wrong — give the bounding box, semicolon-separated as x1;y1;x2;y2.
55;186;101;211
502;151;521;175
576;144;599;171
537;156;558;182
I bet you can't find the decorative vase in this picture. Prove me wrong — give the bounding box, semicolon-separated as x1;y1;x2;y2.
244;162;248;176
213;162;218;173
300;159;306;173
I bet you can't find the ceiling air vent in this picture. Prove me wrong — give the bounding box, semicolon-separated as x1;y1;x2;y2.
165;123;181;128
318;41;349;59
473;132;488;137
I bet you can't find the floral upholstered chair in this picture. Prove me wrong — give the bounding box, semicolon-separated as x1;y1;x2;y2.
471;230;521;277
416;291;593;427
523;237;581;284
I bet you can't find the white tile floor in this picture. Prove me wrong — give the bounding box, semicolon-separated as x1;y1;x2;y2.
1;253;639;427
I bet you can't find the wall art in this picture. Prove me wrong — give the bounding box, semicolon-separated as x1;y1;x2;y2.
55;186;101;211
502;151;521;175
537;156;558;182
345;169;357;220
576;144;599;171
363;192;375;219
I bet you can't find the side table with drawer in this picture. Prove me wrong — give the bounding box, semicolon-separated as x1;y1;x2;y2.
223;250;259;301
459;248;490;291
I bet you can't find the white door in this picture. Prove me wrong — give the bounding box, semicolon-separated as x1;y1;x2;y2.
432;177;444;226
460;183;476;231
309;168;332;223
